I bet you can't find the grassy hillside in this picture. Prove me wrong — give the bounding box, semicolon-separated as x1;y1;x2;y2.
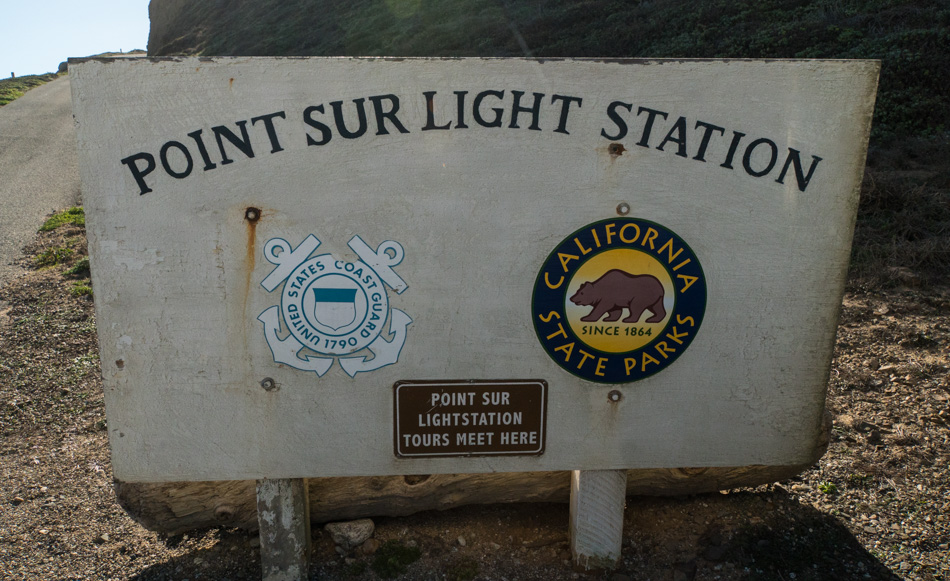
0;73;60;107
148;0;950;143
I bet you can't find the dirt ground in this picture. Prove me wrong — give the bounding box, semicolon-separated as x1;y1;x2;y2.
0;224;948;581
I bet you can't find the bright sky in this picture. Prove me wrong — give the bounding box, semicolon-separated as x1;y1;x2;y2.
0;0;150;78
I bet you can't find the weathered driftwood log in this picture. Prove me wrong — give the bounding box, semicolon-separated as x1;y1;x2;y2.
115;464;815;535
115;413;831;535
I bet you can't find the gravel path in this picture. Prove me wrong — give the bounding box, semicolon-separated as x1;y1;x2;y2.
0;76;80;286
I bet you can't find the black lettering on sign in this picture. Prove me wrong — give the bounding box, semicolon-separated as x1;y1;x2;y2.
251;111;288;153
120;152;156;195
600;101;633;140
187;129;217;171
743;137;778;177
777;148;823;192
602;103;824;191
508;91;544;131
213;120;255;165
368;94;410;136
421;91;451;131
116;89;826;196
330;98;368;139
550;94;583;135
692;121;725;163
303;105;332;146
159;141;193;179
657;116;688;158
454;91;469;129
635;106;669;148
473;90;505;128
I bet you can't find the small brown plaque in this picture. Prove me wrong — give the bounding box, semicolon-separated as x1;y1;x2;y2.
394;380;548;458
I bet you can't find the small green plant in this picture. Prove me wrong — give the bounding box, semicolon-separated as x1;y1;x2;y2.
65;257;90;278
0;73;60;106
70;280;93;297
371;541;421;579
39;207;85;232
35;246;74;267
818;481;838;495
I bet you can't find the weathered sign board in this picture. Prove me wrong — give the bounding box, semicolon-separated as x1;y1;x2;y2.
70;58;878;484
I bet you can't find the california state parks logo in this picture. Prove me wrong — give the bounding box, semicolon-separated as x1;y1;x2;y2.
532;218;706;383
258;234;411;377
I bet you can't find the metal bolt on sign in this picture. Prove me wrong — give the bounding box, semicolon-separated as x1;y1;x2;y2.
260;377;277;392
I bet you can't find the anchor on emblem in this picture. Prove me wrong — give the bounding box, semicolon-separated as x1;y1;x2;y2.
257;233;412;377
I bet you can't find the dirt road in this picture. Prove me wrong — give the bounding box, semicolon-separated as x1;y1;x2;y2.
0;76;80;285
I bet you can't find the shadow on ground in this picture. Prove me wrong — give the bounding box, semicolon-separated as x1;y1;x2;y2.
126;491;901;581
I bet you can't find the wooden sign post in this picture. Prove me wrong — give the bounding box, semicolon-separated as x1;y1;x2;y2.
70;57;878;577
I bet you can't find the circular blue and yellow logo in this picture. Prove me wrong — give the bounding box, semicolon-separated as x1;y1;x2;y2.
532;218;706;383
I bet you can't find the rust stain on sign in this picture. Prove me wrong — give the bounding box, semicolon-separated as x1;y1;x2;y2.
243;207;262;354
244;207;261;281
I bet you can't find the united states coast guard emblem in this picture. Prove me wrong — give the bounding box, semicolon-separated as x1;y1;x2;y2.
257;234;411;377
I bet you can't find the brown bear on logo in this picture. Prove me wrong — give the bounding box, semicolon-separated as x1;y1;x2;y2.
570;269;666;323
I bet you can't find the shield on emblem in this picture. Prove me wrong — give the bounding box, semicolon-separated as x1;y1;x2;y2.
312;288;358;330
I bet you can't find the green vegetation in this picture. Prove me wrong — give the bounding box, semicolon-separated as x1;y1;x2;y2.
2;214;100;435
151;0;950;143
817;481;838;494
33;209;91;271
370;540;422;578
70;280;93;297
35;246;74;267
0;73;61;106
39;207;85;232
65;257;91;278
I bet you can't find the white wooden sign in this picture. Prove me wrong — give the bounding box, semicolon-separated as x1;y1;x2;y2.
70;58;878;483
